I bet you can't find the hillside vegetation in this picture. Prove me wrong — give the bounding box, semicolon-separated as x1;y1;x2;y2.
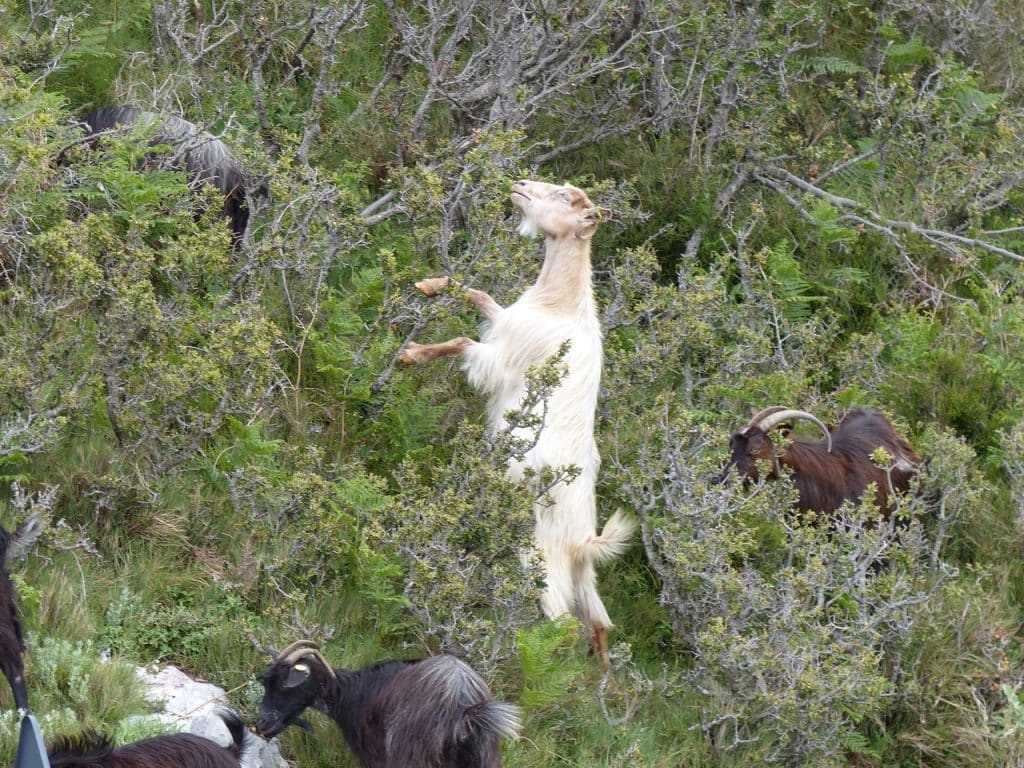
2;0;1024;765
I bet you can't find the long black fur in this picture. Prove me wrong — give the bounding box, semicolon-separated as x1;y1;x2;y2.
47;710;247;768
0;523;29;711
256;647;520;768
78;106;260;247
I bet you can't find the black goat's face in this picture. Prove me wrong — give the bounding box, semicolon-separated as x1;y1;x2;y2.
256;657;320;738
719;429;776;485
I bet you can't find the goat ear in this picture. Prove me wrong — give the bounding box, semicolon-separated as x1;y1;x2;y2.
575;206;612;240
283;662;311;689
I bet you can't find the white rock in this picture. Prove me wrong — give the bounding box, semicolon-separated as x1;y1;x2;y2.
136;665;226;723
187;711;288;768
135;664;289;768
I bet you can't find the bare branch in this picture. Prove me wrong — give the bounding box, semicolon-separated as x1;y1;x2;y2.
758;165;1024;264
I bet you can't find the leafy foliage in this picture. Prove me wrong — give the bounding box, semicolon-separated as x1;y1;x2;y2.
2;0;1024;765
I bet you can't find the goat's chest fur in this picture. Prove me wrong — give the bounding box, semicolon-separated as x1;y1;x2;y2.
463;289;602;474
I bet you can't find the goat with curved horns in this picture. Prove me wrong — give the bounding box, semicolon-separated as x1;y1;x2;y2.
76;106;262;248
720;406;918;517
400;179;635;668
255;640;521;768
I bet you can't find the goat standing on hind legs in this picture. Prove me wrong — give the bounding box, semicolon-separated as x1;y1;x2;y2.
401;179;636;669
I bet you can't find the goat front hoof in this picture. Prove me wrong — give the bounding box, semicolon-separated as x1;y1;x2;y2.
415;277;449;297
399;343;425;364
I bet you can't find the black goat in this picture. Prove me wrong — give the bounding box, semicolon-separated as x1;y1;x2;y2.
77;106;262;247
47;709;246;768
721;406;918;518
256;640;521;768
0;522;29;711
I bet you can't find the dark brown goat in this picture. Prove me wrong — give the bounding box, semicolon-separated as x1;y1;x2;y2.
0;522;29;711
256;640;521;768
721;407;918;517
47;709;246;768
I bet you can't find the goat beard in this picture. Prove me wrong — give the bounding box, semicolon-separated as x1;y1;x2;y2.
516;217;540;238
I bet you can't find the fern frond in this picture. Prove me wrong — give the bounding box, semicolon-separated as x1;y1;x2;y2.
883;39;930;68
803;55;864;76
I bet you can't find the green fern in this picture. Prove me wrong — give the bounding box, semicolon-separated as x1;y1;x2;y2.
51;1;152;103
883;38;930;69
517;617;587;709
803;55;864;76
839;728;883;760
213;417;283;472
824;139;880;199
952;85;1002;117
764;241;826;323
824;265;870;290
810;199;857;245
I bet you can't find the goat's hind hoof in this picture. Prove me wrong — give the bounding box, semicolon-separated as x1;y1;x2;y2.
589;626;611;671
415;277;449;297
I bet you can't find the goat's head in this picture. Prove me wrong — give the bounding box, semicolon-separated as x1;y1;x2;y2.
718;406;832;485
256;640;336;738
510;180;611;241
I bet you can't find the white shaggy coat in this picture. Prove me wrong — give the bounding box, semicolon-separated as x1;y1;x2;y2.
402;180;634;665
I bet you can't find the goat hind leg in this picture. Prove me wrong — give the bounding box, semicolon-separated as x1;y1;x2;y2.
589;624;610;671
576;564;614;670
539;557;575;620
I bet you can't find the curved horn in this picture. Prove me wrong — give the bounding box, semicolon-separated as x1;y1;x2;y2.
757;409;832;452
276;640;319;659
277;640;337;680
742;405;791;432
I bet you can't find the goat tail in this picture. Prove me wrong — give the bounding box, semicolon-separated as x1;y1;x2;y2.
574;510;636;566
464;700;523;742
216;708;248;758
6;513;43;565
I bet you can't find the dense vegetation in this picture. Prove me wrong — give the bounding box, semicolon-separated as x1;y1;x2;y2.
2;0;1024;765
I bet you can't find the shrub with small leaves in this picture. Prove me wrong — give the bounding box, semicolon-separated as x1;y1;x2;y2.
365;357;586;673
605;403;994;765
20;634;154;732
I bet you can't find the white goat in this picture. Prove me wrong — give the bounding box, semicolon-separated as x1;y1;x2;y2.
401;179;635;667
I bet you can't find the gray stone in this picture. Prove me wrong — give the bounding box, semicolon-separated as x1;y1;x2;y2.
136;664;226;724
136;664;289;768
187;711;288;768
239;731;290;768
